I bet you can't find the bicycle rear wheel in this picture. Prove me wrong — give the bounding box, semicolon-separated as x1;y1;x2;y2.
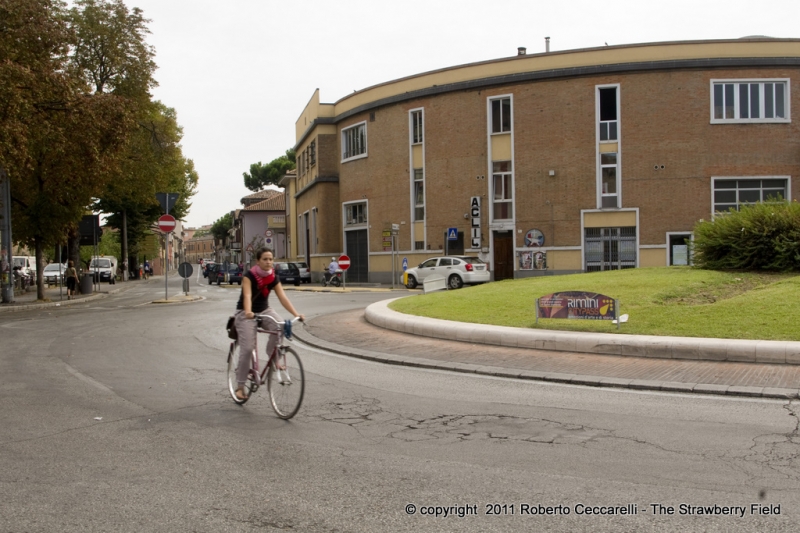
227;342;253;405
267;347;305;419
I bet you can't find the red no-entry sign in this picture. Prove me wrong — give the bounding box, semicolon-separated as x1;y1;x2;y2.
158;214;176;233
338;254;351;270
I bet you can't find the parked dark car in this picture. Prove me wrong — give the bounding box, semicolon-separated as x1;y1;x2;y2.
202;261;215;278
274;262;300;286
208;264;242;285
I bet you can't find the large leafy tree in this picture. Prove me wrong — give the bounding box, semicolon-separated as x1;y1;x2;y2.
67;0;161;272
0;0;135;300
243;149;295;191
97;101;198;264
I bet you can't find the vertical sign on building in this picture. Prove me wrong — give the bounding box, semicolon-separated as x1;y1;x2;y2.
470;196;481;249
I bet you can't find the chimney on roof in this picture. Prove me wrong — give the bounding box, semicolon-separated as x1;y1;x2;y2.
517;47;527;56
545;36;550;53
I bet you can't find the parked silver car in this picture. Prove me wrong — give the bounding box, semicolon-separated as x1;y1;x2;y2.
291;262;311;284
404;256;490;290
43;263;67;285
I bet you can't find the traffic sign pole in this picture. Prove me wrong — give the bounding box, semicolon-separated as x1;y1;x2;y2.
337;255;350;290
157;215;177;301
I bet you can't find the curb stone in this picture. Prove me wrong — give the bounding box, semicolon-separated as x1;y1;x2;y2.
293;323;800;400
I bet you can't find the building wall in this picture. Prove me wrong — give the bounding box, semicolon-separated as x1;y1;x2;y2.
295;40;800;281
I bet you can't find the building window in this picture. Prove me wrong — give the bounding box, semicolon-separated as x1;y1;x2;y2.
345;202;367;225
492;161;513;220
490;97;511;133
598;87;618;141
414;241;425;250
601;153;618;208
413;169;424;221
711;80;789;123
411;110;423;144
310;140;316;166
713;178;788;213
585;227;636;271
342;122;367;161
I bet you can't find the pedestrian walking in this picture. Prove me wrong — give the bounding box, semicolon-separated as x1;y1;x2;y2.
64;260;78;300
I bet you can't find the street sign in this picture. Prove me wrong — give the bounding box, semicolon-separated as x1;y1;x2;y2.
156;192;180;214
338;254;351;270
447;227;458;241
158;214;176;233
402;257;408;271
265;229;273;237
178;262;193;278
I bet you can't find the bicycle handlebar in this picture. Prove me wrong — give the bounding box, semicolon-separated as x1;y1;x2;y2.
253;314;303;325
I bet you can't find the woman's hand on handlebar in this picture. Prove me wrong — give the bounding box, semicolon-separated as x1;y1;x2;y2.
295;314;305;322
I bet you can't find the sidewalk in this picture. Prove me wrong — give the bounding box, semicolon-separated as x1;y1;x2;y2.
0;275;200;312
295;306;800;400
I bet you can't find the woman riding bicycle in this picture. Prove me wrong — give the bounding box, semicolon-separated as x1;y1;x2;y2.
233;247;304;401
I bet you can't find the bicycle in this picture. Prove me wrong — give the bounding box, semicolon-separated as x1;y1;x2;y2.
226;314;305;419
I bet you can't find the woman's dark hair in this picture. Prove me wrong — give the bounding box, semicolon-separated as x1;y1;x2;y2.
68;260;74;267
254;247;273;261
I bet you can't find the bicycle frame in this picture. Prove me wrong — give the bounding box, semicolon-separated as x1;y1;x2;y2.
247;314;300;388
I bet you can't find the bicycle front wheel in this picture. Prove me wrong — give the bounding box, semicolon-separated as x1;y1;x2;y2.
267;347;305;419
227;342;253;405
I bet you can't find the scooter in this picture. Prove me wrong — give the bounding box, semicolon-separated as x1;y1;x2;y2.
321;269;343;288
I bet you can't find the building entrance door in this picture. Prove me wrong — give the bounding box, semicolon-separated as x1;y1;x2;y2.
345;229;369;283
493;231;514;281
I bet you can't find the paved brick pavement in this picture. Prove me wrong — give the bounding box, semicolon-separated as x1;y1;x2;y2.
297;309;800;398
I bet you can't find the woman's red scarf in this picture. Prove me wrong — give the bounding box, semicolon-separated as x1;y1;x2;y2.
250;265;275;298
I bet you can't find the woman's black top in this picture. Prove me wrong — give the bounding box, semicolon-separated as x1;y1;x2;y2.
236;270;279;314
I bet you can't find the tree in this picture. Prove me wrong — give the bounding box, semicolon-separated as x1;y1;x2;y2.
243;149;295;191
210;213;232;259
96;101;198;268
68;0;157;99
0;0;135;300
67;0;162;273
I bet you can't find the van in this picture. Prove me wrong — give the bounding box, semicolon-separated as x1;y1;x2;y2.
89;256;118;283
12;256;36;278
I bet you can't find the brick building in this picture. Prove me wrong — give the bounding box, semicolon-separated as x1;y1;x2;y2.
288;38;800;283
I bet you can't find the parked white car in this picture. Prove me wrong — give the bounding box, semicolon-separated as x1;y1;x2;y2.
404;256;490;290
43;263;67;285
89;256;118;283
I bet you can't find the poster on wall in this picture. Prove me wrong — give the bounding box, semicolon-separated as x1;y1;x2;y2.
519;251;533;270
519;251;547;270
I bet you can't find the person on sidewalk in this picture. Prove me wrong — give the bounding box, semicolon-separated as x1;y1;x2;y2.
143;260;151;280
233;247;304;401
64;261;78;300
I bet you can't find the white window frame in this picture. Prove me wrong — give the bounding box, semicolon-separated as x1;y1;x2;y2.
411;110;423;145
597;84;619;143
409;107;426;248
710;176;791;216
596;84;621;209
491;161;514;221
341;121;368;162
489;96;512;135
665;232;693;266
710;79;791;124
412;168;425;222
343;200;368;227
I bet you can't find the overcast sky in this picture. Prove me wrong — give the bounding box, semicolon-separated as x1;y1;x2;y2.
125;0;800;228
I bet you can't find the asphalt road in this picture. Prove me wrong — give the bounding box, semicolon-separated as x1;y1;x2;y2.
1;275;799;532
